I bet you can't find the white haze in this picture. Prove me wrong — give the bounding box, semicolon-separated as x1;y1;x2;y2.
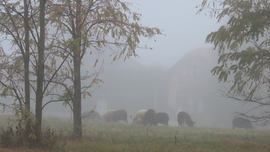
1;0;268;130
126;0;221;68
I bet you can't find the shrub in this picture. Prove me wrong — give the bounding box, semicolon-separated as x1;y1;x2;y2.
0;122;66;150
0;108;36;148
0;108;66;150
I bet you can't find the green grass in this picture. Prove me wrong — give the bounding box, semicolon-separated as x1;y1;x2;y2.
66;120;270;152
1;115;270;151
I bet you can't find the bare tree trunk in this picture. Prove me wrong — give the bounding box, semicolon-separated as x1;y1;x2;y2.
72;0;82;139
35;0;46;143
23;0;30;111
23;0;33;142
73;53;82;138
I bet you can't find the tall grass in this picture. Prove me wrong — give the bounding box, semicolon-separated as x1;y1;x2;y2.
0;115;270;151
69;120;270;152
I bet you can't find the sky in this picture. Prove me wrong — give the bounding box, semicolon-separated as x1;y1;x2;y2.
126;0;222;68
1;0;222;68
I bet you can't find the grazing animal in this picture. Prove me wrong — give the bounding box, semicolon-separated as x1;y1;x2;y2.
102;110;115;122
232;117;254;129
177;111;195;127
143;109;157;126
113;109;128;123
81;111;101;120
102;109;128;123
133;109;147;124
156;112;169;126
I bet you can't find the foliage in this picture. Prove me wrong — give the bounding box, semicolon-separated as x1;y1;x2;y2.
0;114;65;150
46;0;163;103
45;0;162;138
197;0;270;125
0;51;26;106
0;0;65;108
1;109;36;148
0;0;73;141
0;0;162;140
52;0;162;53
0;125;63;150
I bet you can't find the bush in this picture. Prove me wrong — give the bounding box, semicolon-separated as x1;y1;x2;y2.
0;122;35;148
38;127;66;150
0;123;65;150
0;108;66;150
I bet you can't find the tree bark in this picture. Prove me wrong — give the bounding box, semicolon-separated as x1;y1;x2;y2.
72;0;82;139
23;0;30;111
72;53;82;138
35;0;46;143
23;0;33;141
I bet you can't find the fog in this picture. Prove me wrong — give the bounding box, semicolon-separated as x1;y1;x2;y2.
33;1;265;129
126;0;222;68
43;48;260;129
1;1;266;129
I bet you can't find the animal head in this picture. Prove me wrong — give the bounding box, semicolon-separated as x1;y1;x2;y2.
187;119;195;127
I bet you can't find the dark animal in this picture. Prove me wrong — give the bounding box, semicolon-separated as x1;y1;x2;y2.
142;109;157;126
81;111;101;120
102;109;128;123
177;111;195;127
133;109;147;124
113;109;128;123
156;112;169;126
232;117;254;129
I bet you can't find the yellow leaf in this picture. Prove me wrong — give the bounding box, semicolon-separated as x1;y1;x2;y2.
94;59;98;67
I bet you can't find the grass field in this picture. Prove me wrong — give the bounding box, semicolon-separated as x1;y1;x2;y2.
0;116;270;152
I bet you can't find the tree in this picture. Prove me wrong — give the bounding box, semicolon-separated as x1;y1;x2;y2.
198;0;270;125
35;0;46;142
50;0;162;138
0;0;162;141
0;0;70;143
0;0;31;112
0;0;35;142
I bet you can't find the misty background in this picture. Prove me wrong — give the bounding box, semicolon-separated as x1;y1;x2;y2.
1;0;264;129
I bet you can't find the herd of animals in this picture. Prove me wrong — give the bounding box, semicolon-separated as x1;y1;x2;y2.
81;109;254;129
